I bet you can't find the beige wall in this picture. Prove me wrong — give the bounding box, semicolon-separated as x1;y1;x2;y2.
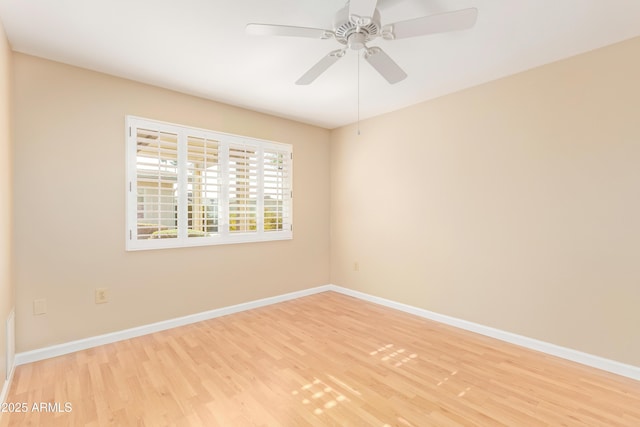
12;53;330;352
0;20;13;386
331;37;640;366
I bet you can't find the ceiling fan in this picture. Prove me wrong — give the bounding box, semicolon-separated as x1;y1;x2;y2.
246;0;478;85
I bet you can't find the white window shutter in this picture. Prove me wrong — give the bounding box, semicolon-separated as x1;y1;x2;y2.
126;116;292;250
228;144;259;234
134;127;179;241
263;148;292;232
186;135;220;238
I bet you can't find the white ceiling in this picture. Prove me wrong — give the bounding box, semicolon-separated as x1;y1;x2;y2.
1;0;640;129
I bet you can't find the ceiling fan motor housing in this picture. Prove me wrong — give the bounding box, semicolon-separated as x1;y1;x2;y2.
334;5;381;48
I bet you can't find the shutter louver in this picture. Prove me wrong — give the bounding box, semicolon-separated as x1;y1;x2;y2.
187;135;220;238
263;148;291;232
229;145;258;233
135;128;179;240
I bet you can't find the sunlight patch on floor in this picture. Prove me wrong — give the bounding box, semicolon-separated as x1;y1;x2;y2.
370;343;418;368
435;369;472;398
291;375;354;417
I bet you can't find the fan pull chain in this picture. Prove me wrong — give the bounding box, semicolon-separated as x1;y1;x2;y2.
357;52;361;136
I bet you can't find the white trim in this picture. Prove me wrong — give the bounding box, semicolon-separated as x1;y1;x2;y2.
15;285;333;366
326;285;640;381
13;284;639;382
1;309;16;409
0;365;15;407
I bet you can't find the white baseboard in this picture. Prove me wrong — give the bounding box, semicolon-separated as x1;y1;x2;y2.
0;364;15;407
14;283;639;382
15;285;333;366
1;308;16;409
326;285;640;381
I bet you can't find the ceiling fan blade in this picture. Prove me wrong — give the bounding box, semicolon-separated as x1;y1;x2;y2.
296;50;346;85
364;47;407;84
349;0;379;23
246;23;333;39
383;8;478;40
376;0;406;10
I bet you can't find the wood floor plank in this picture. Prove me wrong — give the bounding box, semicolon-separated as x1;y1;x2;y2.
1;291;639;426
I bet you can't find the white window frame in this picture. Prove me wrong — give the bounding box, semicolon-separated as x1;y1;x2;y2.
126;116;293;251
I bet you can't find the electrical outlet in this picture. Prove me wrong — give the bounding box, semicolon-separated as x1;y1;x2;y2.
95;288;109;304
33;299;47;315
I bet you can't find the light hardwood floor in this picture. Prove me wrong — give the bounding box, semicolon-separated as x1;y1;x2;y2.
2;291;639;426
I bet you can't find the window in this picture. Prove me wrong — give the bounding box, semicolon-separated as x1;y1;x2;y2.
126;116;292;250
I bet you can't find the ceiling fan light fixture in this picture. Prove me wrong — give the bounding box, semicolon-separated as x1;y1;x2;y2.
347;32;367;50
